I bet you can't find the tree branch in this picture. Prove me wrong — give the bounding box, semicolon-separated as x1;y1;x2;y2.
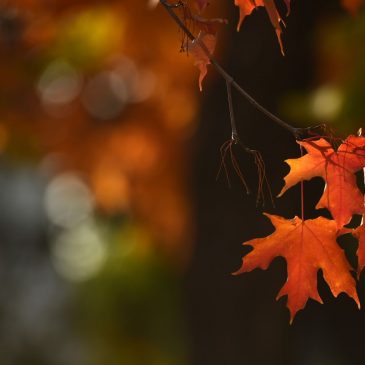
226;80;238;142
159;0;305;139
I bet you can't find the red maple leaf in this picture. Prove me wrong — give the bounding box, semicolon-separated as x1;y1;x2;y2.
234;0;290;55
234;214;359;322
194;0;209;13
188;31;216;91
191;14;228;35
352;218;365;276
182;5;226;91
278;136;365;228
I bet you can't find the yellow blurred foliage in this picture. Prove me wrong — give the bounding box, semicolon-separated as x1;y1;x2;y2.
0;0;199;266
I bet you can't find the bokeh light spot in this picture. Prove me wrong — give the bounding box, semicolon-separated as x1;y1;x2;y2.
311;85;343;120
51;220;107;282
37;60;82;107
44;173;94;229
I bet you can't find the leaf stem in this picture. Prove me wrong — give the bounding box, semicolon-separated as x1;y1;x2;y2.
300;145;305;220
226;80;239;142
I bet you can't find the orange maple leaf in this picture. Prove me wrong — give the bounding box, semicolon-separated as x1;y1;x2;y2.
182;4;228;34
279;136;365;228
191;14;228;35
194;0;209;13
352;219;365;276
234;214;359;322
188;31;216;91
234;0;290;55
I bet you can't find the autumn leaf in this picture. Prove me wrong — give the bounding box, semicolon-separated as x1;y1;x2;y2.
181;5;226;90
194;0;209;13
188;31;216;91
352;218;365;276
283;0;291;15
234;214;359;322
150;0;210;12
234;0;290;55
191;14;228;35
181;4;227;35
278;136;365;228
234;0;258;30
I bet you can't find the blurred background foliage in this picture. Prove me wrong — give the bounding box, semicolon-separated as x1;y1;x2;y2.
0;1;365;365
282;2;365;135
0;1;198;364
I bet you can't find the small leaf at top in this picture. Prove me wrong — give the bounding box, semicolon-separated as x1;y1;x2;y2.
194;0;210;13
188;31;216;91
191;14;228;35
234;0;290;55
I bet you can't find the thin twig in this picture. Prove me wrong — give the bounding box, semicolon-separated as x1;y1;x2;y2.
226;80;239;142
217;139;233;187
216;138;274;205
229;143;250;194
159;0;303;138
300;144;305;220
225;72;273;200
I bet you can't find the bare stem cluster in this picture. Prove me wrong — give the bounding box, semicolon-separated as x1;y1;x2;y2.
159;0;325;202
